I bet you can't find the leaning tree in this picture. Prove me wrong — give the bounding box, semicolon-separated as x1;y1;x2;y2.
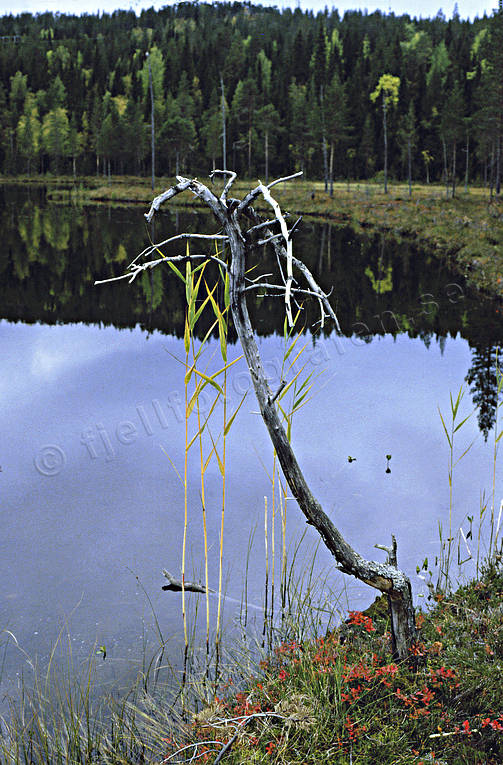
96;170;417;661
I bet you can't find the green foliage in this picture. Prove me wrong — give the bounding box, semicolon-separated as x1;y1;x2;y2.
0;3;501;182
41;107;70;171
370;73;400;107
16;93;41;173
139;46;164;104
426;41;450;90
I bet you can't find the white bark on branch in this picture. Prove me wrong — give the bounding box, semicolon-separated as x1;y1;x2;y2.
246;218;282;234
237;171;303;215
95;252;228;286
128;233;228;269
244;284;322;303
244;203;341;331
256;232;286;247
209;168;237;201
275;246;341;331
144;177;194;222
257;182;294;326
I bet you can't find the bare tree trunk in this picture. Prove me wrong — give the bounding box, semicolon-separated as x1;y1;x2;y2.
452;140;457;199
322;134;328;193
9;130;14;171
320;86;328;193
464;130;469;193
490;144;495;200
146;52;155;191
442;136;449;198
220;75;227;173
407;138;412;197
497;130;501;196
329;142;334;198
383;100;388;194
265;129;269;185
127;172;418;662
248;126;252;178
227;236;416;661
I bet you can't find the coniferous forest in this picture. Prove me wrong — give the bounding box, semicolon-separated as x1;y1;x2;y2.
0;1;502;190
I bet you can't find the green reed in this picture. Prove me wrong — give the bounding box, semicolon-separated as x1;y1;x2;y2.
436;386;475;592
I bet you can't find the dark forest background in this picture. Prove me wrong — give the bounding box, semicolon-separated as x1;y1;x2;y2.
0;1;502;187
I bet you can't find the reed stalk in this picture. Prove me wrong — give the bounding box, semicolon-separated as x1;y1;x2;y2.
215;265;230;647
271;456;276;633
263;496;269;643
280;475;288;617
490;351;503;555
437;386;475;592
182;317;189;649
476;492;488;578
215;363;227;648
194;351;210;651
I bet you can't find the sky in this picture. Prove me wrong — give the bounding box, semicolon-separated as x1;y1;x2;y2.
0;0;498;21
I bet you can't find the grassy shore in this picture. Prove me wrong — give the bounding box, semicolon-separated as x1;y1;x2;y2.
161;561;503;764
36;173;503;300
1;560;501;764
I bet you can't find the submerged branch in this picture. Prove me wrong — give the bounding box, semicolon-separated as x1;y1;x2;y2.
162;569;215;594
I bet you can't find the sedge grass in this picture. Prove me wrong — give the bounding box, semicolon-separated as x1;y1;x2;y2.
162;249;244;656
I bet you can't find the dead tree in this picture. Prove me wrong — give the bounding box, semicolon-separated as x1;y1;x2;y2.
96;170;417;661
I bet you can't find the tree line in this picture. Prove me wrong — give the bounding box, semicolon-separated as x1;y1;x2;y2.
0;1;501;193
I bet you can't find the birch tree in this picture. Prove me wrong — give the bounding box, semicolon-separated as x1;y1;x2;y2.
398;101;417;197
42;107;70;173
16;93;41;174
370;74;400;194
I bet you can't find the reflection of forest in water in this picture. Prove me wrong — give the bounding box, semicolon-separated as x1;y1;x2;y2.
1;185;502;439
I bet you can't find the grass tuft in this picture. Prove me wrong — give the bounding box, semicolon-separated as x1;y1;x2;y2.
165;559;502;764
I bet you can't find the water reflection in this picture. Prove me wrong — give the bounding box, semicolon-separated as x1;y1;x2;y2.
1;185;503;709
465;344;501;439
1;187;502;437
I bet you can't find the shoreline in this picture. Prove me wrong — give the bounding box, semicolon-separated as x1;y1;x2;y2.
2;174;503;300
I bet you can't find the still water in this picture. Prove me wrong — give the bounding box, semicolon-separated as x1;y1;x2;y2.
1;185;502;698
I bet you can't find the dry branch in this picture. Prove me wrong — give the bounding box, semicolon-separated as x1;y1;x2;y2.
99;171;417;661
161;569;215;594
